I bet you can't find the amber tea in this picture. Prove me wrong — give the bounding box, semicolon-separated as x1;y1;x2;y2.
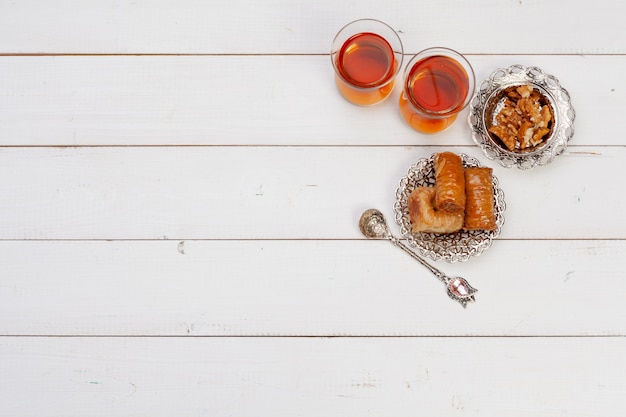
400;48;475;133
331;19;403;106
335;32;396;105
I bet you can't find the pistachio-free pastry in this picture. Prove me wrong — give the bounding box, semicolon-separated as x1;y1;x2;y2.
408;186;464;234
434;152;466;214
463;167;497;231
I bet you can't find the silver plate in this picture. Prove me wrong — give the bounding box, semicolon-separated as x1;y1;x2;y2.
468;65;575;169
393;154;506;263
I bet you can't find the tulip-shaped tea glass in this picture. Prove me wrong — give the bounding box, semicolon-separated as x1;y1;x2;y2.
399;47;475;133
331;19;404;106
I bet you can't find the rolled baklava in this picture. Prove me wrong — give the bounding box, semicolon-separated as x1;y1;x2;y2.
463;167;497;231
408;187;464;234
434;152;466;214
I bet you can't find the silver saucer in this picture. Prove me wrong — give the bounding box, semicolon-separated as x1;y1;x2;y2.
468;65;575;169
393;153;506;263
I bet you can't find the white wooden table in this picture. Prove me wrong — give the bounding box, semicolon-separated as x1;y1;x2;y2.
1;1;624;415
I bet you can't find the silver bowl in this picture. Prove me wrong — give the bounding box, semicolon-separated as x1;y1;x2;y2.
468;65;575;169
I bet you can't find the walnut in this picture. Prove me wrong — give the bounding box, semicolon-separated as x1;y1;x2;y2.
488;84;553;152
516;84;533;98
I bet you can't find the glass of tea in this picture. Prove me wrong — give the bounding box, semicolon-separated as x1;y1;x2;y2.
331;19;404;106
399;47;475;134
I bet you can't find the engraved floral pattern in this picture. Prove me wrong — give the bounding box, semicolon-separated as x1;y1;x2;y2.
393;154;506;263
468;65;575;169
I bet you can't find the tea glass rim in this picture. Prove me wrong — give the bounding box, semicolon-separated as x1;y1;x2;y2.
330;18;404;91
402;46;476;117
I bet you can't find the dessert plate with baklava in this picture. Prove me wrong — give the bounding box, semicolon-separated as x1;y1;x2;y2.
468;65;575;169
393;153;506;263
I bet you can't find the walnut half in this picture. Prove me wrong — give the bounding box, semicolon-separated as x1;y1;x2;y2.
488;85;553;152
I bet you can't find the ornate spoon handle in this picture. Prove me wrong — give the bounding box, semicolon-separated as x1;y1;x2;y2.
387;234;446;282
387;234;478;308
359;208;478;307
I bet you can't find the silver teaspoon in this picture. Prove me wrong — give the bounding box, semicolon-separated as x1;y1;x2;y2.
359;208;478;308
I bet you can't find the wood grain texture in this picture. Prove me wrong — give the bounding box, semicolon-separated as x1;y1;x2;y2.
0;0;624;54
0;240;624;336
0;55;618;146
1;336;624;417
1;0;624;415
0;146;621;240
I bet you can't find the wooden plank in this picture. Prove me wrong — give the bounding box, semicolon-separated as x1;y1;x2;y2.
0;2;620;417
1;239;624;336
0;146;621;240
0;336;623;416
0;0;623;54
0;54;616;146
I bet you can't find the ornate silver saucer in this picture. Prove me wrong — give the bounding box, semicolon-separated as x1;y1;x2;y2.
468;64;575;169
394;153;506;263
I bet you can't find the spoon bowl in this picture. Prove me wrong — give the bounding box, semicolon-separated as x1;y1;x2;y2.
359;208;390;239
